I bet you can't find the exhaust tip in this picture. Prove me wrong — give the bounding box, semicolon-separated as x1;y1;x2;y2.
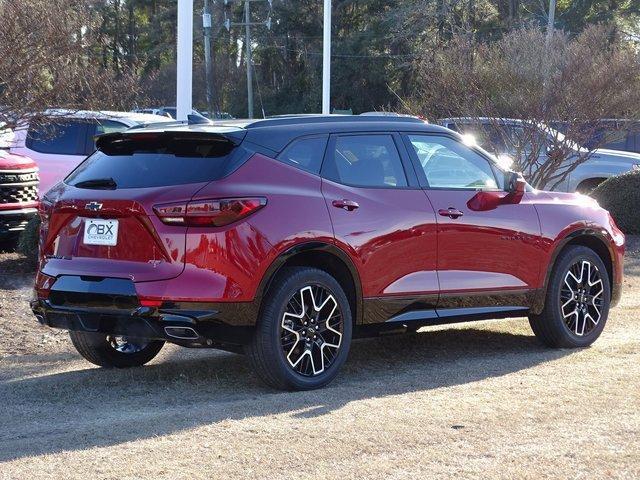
164;326;199;340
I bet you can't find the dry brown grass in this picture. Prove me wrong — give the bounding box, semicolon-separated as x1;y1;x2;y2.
0;239;639;479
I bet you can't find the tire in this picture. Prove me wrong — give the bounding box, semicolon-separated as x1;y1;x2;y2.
247;267;353;391
529;245;610;348
69;331;164;368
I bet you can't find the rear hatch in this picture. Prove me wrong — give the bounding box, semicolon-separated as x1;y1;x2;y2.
40;128;247;282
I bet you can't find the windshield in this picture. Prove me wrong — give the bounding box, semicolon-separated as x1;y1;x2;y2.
537;122;585;152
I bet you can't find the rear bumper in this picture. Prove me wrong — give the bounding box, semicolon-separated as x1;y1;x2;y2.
0;207;37;236
31;275;258;348
31;299;255;348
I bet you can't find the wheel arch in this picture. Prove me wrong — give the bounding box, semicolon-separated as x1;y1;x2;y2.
256;241;363;325
535;228;615;314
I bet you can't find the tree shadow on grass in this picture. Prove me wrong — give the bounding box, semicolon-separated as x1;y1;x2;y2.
0;252;34;290
0;325;572;461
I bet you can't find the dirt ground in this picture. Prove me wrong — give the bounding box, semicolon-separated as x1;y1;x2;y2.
0;239;639;479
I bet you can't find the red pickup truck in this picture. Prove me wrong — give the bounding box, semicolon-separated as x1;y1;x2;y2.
0;148;39;243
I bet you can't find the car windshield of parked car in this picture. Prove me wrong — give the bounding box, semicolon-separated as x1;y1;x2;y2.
408;135;500;190
95;119;129;136
0;123;14;149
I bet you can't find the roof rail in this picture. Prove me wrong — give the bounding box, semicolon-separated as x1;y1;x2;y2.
242;114;425;129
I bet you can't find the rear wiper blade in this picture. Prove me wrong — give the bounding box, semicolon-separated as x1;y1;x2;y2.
74;177;117;190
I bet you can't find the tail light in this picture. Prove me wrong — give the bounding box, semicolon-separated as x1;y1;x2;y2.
38;198;53;221
38;198;53;247
154;197;267;227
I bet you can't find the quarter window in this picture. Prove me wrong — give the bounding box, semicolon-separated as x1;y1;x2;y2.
323;135;407;188
408;135;499;190
278;136;327;174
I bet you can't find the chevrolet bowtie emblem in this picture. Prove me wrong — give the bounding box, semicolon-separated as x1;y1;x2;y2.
85;202;103;211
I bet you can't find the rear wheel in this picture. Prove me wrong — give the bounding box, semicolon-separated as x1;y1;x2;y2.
69;331;164;368
529;245;610;348
247;267;352;390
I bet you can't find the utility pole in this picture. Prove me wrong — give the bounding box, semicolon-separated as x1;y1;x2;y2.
203;0;214;117
223;0;272;119
546;0;556;47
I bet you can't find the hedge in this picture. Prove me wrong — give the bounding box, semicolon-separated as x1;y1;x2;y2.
591;170;640;235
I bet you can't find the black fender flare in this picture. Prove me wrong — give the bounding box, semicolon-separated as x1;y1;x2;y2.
533;227;618;314
255;241;364;323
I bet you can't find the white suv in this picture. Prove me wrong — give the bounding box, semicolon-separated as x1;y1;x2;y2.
439;117;640;192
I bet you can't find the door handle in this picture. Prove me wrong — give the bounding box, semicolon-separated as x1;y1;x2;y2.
332;199;360;211
438;207;464;219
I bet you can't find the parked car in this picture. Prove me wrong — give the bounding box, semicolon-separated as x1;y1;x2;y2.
132;108;172;118
0;126;39;242
439;117;640;192
550;119;640;153
31;115;624;390
10;110;170;194
202;111;235;120
154;106;208;120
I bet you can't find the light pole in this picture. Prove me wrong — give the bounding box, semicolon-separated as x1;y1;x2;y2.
322;0;331;114
203;1;214;116
177;0;193;121
244;0;254;119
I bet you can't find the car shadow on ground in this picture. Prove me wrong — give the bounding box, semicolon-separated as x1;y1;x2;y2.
0;324;572;461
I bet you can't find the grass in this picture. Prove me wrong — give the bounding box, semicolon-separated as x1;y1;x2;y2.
0;238;639;479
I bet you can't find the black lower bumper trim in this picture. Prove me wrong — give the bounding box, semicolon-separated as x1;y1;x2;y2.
31;299;254;348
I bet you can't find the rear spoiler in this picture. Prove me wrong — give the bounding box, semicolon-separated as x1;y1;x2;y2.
95;130;247;154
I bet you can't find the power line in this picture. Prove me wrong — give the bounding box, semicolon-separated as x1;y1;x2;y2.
261;45;419;59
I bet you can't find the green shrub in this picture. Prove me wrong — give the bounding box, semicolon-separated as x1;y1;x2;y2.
591;171;640;234
17;216;41;266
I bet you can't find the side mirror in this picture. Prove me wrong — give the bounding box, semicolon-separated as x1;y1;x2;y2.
468;172;527;212
506;172;526;195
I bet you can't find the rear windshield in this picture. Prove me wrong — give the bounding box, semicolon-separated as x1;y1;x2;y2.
65;134;240;189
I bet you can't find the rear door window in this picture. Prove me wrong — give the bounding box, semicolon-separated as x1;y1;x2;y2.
322;134;408;188
66;134;242;189
26;121;87;155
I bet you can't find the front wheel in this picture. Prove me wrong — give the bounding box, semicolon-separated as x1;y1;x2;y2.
529;245;610;348
69;331;164;368
247;267;352;391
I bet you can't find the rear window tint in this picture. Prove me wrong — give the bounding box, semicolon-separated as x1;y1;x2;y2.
27;121;86;155
65;134;243;188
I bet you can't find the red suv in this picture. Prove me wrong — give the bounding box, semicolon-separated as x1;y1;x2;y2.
31;116;625;390
0;149;39;242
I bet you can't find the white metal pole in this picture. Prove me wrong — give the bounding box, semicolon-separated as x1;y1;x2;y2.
322;0;331;114
177;0;194;121
245;0;254;119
